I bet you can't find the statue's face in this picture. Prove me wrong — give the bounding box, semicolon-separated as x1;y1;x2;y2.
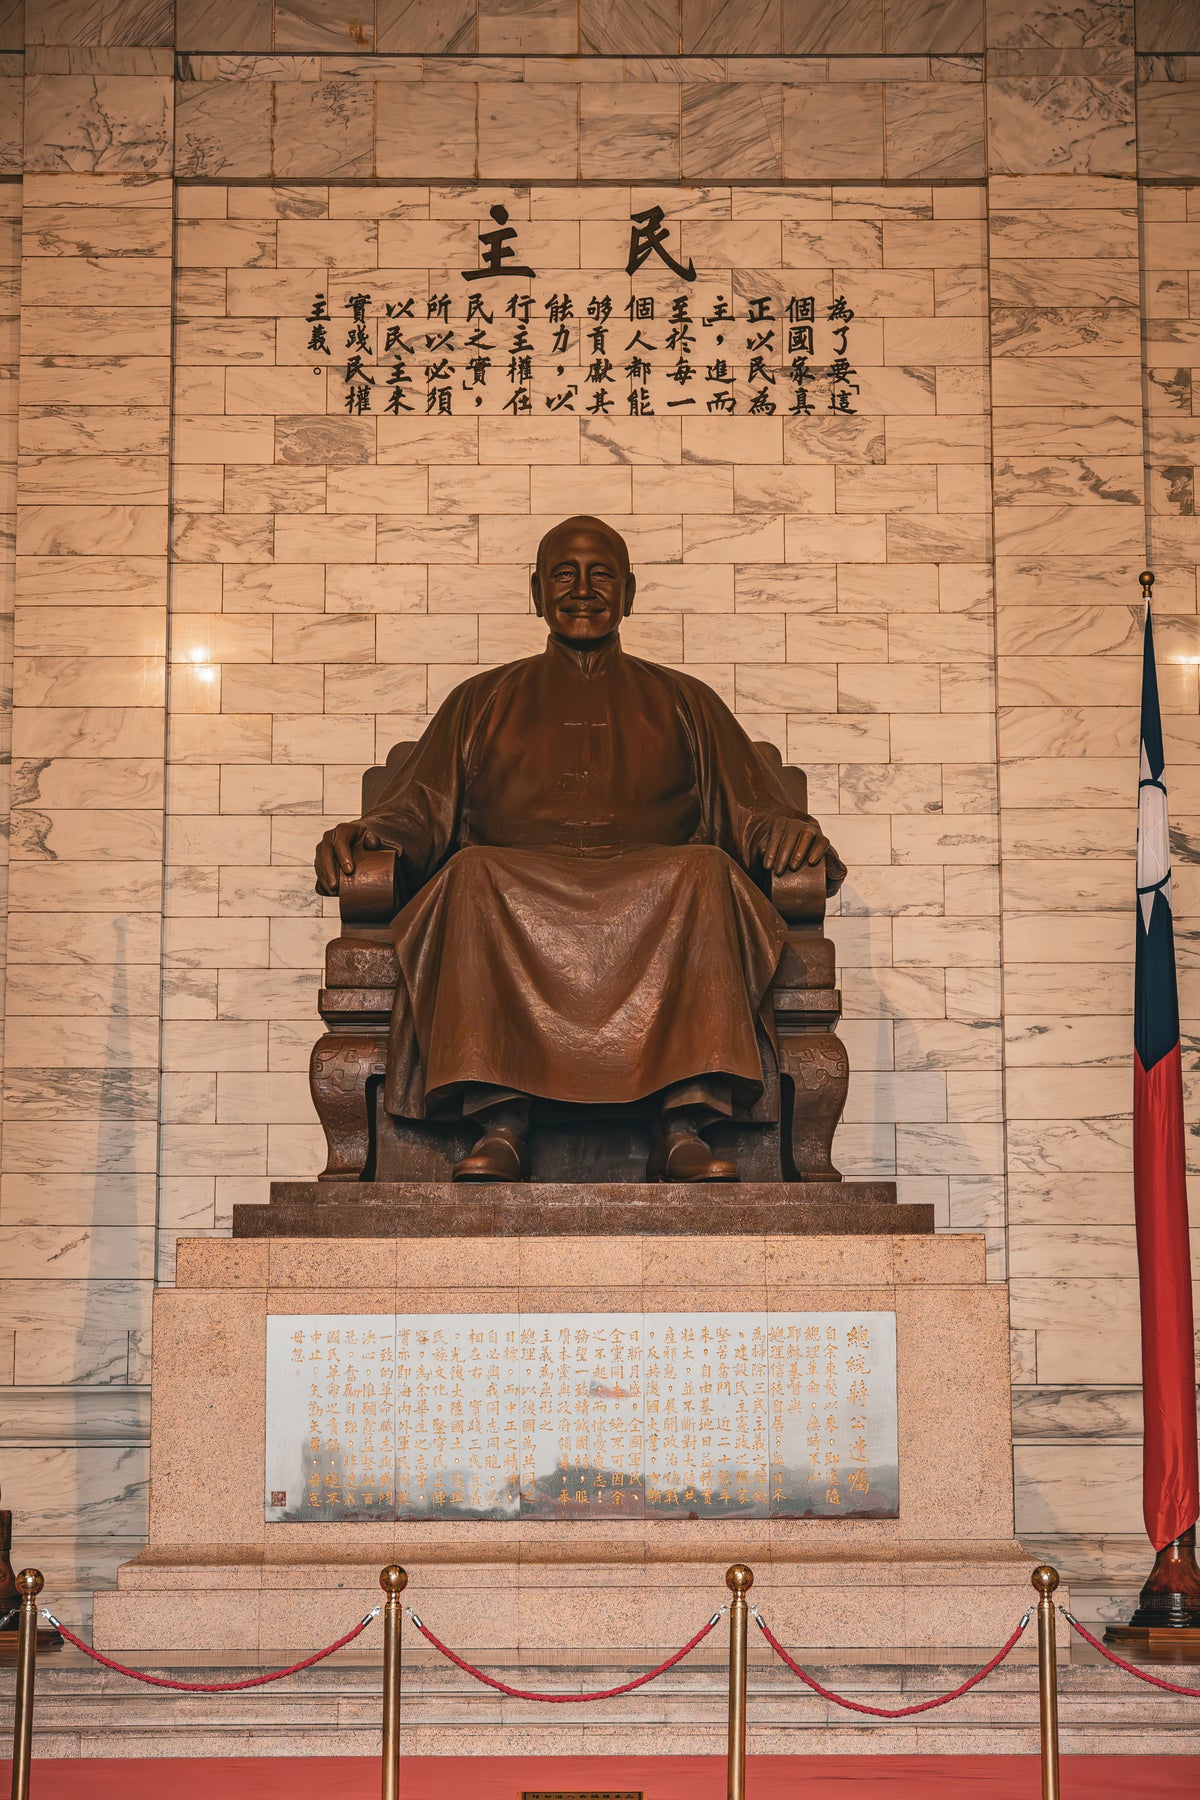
532;521;636;644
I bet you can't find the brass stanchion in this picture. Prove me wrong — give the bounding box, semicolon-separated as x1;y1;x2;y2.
725;1563;753;1800
1032;1565;1061;1800
9;1569;43;1800
379;1564;407;1800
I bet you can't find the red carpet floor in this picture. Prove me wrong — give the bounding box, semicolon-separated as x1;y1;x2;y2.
3;1758;1199;1796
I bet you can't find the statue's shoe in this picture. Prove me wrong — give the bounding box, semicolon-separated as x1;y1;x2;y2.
647;1132;739;1183
451;1126;531;1182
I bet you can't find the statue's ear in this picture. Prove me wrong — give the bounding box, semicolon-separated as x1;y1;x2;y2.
531;569;544;617
623;572;636;617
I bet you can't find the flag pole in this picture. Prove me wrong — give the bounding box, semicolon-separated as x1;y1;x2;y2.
1106;570;1200;1652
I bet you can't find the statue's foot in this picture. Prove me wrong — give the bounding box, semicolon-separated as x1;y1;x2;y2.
647;1130;739;1183
452;1126;531;1183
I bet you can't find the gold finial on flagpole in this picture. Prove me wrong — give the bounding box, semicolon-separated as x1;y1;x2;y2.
1141;570;1155;599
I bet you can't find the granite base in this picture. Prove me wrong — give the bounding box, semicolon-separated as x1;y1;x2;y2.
95;1230;1028;1655
26;1640;1200;1761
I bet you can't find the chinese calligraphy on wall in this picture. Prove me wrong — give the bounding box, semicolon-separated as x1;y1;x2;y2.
308;287;858;421
265;1310;899;1525
301;201;857;421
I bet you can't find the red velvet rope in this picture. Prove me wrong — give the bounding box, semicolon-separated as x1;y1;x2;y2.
753;1607;1031;1717
408;1605;722;1701
1065;1610;1200;1695
44;1607;378;1691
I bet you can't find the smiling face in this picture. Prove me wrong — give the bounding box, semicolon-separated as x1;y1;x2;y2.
531;517;637;646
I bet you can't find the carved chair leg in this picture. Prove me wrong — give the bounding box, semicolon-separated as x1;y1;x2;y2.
310;1030;388;1182
778;1029;848;1182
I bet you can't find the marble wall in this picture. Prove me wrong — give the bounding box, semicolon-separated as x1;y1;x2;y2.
0;0;1199;1636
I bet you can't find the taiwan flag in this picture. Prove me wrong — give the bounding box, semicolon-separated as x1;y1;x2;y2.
1134;599;1199;1550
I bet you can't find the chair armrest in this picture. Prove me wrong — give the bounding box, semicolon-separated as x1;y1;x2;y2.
767;860;827;924
338;848;403;925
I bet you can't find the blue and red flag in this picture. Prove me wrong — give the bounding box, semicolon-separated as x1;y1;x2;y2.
1134;595;1199;1550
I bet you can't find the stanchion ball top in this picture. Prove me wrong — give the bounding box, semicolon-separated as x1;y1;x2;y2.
725;1563;754;1595
1031;1564;1059;1597
379;1564;408;1595
1141;570;1155;596
16;1568;43;1597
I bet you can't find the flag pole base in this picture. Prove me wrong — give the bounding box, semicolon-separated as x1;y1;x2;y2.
1105;1527;1200;1655
0;1507;63;1652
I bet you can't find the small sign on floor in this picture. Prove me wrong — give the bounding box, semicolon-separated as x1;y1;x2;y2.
521;1792;645;1800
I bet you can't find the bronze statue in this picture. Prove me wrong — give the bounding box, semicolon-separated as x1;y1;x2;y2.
315;516;845;1185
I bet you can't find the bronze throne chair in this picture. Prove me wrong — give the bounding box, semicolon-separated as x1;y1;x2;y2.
310;741;849;1185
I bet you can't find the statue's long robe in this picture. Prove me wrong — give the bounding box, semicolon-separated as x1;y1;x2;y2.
362;635;835;1119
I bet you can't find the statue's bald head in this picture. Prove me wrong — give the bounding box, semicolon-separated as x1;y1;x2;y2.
535;515;631;575
531;515;636;647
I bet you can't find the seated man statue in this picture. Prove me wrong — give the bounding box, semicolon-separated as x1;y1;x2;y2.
315;515;843;1186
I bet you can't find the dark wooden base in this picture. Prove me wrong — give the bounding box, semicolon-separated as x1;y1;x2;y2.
0;1627;63;1656
233;1178;926;1238
1104;1623;1200;1663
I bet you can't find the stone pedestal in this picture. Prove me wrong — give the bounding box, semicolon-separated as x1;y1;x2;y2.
95;1228;1032;1653
232;1178;925;1239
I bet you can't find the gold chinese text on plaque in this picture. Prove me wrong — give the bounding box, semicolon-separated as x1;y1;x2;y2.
265;1310;900;1526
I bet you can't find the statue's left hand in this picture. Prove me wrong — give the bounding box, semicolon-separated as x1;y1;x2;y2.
760;817;830;874
314;819;384;895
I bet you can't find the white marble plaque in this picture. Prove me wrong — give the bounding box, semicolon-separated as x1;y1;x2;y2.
265;1316;397;1524
265;1310;898;1523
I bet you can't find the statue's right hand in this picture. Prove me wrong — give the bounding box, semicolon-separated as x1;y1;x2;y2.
314;820;383;895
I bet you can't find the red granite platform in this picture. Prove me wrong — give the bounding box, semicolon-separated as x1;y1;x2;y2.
3;1758;1198;1797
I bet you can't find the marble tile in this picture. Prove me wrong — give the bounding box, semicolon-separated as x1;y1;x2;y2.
991;354;1141;408
781;0;883;53
375;80;478;178
275;414;375;466
273;79;373;178
10;1326;131;1383
993;454;1141;507
1015;1444;1141;1534
27;0;173;44
376;0;475;50
580;0;681;53
990;0;1131;48
20;261;169;313
884;81;984;178
176;0;273;49
987;75;1136;177
5;1443;147;1537
479;0;578;53
993;304;1137;360
581;85;681;180
1134;0;1195;52
683;0;779;53
479;83;580;179
275;0;375;50
0;72;19;173
781;83;884;180
24;74;173;174
989;256;1139;308
20;451;167;505
883;0;982;52
1138;83;1200;180
175;81;273;180
682;83;782;180
18;502;167;558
